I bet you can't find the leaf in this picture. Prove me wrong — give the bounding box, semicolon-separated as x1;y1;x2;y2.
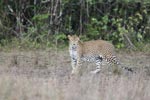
135;13;143;20
143;9;147;14
32;13;50;21
137;33;143;39
55;34;66;40
102;25;107;30
102;15;109;24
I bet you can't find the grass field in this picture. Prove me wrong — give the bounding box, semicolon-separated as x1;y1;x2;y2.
0;49;150;100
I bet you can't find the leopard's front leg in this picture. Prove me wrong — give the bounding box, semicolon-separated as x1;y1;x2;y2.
71;58;77;74
71;58;82;75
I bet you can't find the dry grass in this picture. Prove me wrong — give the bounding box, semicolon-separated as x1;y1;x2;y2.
0;73;150;100
0;49;150;100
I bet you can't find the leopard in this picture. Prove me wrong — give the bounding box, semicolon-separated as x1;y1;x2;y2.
68;35;133;75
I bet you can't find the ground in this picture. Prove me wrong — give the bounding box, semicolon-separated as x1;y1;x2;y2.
0;49;150;100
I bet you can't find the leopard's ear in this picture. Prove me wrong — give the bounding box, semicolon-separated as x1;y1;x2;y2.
68;35;72;40
75;35;80;41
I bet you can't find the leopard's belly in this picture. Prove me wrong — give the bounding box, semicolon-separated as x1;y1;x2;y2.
81;55;102;62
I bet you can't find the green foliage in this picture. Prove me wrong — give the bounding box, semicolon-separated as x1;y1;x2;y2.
54;33;67;41
85;5;149;48
0;0;149;50
32;14;50;21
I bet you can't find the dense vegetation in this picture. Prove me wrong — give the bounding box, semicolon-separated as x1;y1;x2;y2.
0;0;150;49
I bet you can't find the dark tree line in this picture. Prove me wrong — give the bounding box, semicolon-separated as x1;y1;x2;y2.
0;0;150;48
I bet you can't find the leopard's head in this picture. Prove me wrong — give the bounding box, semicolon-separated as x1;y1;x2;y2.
68;35;80;49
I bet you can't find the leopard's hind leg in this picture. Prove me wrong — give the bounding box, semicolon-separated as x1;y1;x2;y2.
91;56;103;74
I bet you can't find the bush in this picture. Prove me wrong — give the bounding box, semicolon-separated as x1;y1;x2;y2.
0;0;150;49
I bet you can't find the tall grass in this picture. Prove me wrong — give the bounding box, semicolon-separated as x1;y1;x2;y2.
0;73;149;100
0;50;149;100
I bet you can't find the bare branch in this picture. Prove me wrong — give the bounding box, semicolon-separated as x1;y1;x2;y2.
123;34;136;49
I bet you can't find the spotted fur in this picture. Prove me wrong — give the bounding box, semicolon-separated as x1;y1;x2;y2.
68;35;132;74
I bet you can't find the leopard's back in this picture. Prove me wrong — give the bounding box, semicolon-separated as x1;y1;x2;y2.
79;40;119;64
82;40;114;54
